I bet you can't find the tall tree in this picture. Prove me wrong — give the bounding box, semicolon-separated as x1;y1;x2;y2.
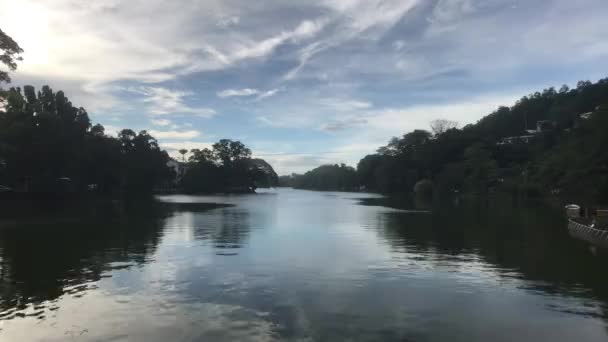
0;28;23;85
178;149;188;162
0;85;171;195
181;140;277;193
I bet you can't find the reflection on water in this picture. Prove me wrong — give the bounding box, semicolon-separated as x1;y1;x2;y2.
0;189;607;341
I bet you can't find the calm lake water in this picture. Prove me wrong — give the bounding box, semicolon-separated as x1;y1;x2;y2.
1;188;607;341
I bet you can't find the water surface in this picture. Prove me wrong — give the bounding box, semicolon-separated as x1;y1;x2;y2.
1;189;607;341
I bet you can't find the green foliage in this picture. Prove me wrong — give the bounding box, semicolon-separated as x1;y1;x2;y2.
181;140;277;193
531;105;608;202
0;85;172;195
348;77;608;203
0;28;23;85
280;164;358;191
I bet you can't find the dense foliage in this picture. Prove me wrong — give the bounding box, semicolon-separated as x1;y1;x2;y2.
356;78;608;202
0;28;23;85
0;85;173;195
279;164;358;191
286;79;608;203
0;31;278;196
181;139;278;193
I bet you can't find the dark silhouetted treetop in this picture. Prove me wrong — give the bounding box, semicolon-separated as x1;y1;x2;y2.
0;28;23;84
0;85;172;195
279;164;358;191
180;139;277;193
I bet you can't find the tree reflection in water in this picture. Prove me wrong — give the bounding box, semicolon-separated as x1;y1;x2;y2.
373;198;608;318
0;199;229;319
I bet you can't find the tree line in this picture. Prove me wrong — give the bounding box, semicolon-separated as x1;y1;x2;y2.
279;164;358;191
0;84;174;195
180;140;278;193
0;29;277;196
0;84;277;195
285;78;608;203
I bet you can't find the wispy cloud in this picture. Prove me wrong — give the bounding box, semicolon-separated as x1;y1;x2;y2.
217;87;280;100
3;0;608;174
363;93;523;137
149;129;201;139
256;88;281;101
127;86;216;117
319;98;373;111
319;118;368;132
256;114;314;129
217;88;260;98
103;124;121;137
151;118;171;126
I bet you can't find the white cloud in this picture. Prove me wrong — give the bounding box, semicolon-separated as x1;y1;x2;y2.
320;98;372;111
2;0;608;176
127;86;216;117
256;114;315;129
258;154;333;175
254;141;379;174
363;93;522;137
103;124;121;137
319;117;367;132
151;118;171;126
427;0;476;30
217;88;280;100
161;141;213;151
217;88;260;98
0;2;327;115
256;88;281;101
149;129;200;139
282;0;419;80
232;19;326;61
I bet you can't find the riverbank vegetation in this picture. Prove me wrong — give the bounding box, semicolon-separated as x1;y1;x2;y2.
286;78;608;203
0;31;277;196
0;84;174;195
180;140;278;193
0;84;277;195
278;164;358;191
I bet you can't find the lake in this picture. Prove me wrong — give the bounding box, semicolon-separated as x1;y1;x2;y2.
0;188;607;341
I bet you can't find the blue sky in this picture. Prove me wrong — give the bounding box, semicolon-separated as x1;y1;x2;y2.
1;0;607;174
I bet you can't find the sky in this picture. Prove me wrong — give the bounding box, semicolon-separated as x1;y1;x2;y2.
1;0;607;174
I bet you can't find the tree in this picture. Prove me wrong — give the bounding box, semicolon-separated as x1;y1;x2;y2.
343;77;608;200
0;28;23;85
378;130;432;156
212;139;251;166
0;85;171;195
357;154;385;190
178;148;188;162
248;158;279;188
189;148;216;164
284;164;358;191
430;119;458;136
181;140;277;193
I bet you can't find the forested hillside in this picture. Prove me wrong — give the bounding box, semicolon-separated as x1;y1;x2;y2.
287;78;608;203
